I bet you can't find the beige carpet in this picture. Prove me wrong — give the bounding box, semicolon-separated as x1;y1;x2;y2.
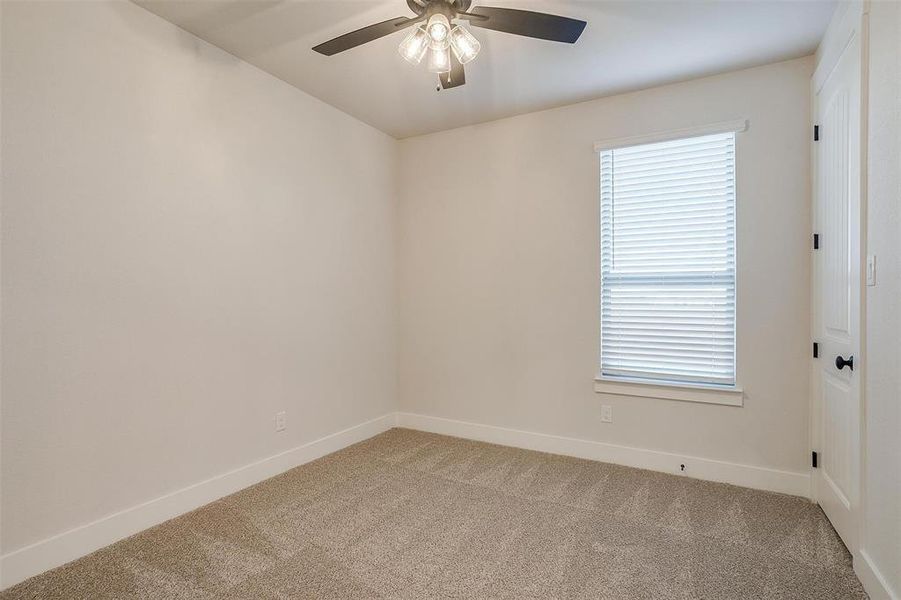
2;428;866;599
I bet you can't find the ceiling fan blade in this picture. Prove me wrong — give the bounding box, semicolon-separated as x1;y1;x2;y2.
313;17;419;56
461;7;586;43
439;54;466;89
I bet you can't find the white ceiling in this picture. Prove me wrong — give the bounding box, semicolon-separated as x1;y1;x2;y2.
136;0;836;138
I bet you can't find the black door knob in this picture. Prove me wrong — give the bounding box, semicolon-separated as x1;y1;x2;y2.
835;355;854;371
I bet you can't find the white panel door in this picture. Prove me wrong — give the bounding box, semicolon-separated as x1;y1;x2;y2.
812;31;861;551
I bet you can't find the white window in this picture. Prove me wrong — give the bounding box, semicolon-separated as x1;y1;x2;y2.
599;131;736;388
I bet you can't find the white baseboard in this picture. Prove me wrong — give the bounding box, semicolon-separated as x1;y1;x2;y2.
396;412;811;498
0;413;396;591
855;548;899;600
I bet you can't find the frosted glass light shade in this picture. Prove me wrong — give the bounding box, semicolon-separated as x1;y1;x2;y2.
398;26;429;65
449;26;480;64
426;14;450;43
427;45;451;73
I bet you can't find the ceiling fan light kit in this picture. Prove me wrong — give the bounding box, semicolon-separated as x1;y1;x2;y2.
313;0;587;90
427;44;452;73
426;14;451;44
398;26;430;64
449;25;480;64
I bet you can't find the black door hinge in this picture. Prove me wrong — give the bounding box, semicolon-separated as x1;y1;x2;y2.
813;233;820;249
812;451;818;468
813;342;819;358
814;125;820;141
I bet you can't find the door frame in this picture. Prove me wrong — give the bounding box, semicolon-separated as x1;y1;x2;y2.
809;0;869;558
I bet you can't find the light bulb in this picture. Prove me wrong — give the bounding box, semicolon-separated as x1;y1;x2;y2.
427;45;451;73
449;25;480;64
426;14;450;43
398;26;429;65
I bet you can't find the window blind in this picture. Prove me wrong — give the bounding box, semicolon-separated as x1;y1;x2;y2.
599;132;736;386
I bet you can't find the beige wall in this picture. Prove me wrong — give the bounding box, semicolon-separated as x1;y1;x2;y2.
1;0;397;554
398;57;813;475
863;1;901;595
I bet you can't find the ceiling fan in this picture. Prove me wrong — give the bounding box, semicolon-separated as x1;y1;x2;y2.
312;0;587;90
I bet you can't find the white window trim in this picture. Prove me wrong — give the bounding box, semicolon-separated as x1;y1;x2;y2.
594;376;744;407
593;119;749;406
593;118;749;152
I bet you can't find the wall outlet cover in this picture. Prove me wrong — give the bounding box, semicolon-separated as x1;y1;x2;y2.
600;405;613;423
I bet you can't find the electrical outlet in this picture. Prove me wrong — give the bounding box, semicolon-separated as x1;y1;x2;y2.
600;405;613;423
275;411;286;432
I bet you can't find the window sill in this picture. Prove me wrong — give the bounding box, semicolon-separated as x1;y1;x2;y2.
593;377;744;407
